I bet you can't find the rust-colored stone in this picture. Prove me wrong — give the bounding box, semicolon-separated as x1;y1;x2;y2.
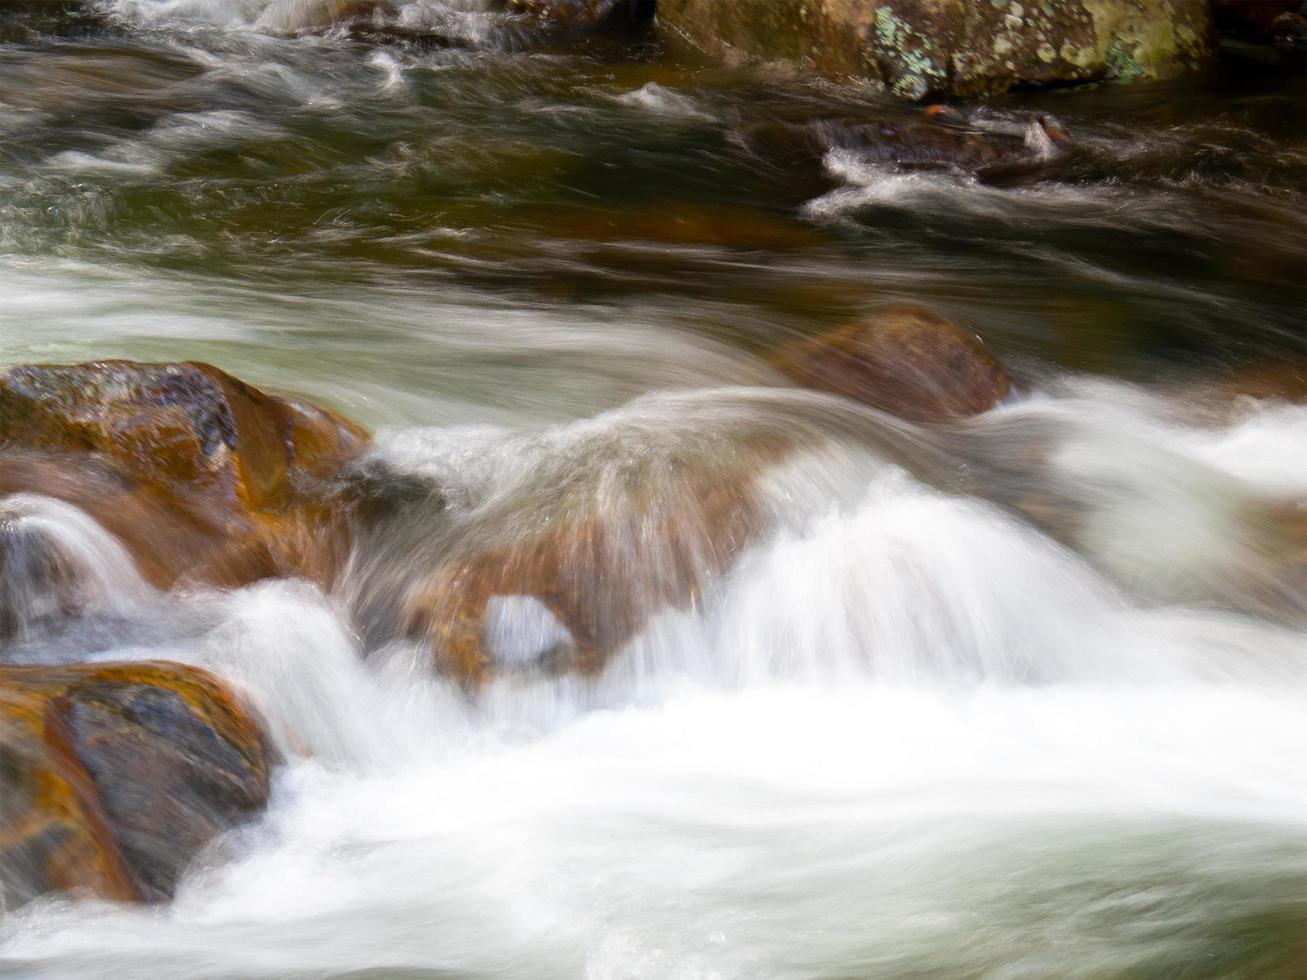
0;361;368;592
0;661;274;906
771;304;1010;423
391;444;778;686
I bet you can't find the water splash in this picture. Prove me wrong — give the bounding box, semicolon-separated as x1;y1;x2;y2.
0;494;152;644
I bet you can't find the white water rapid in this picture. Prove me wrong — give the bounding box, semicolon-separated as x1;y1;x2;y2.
1;380;1305;979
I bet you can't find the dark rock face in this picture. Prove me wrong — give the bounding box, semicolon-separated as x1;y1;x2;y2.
655;0;1212;98
0;1;108;43
772;304;1010;423
0;361;368;591
507;0;656;29
1211;0;1303;39
0;662;275;905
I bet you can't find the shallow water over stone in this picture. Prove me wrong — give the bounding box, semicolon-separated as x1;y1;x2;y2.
0;3;1305;978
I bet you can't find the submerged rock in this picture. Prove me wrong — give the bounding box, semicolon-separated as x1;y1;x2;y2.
255;0;393;33
0;361;368;591
738;108;1073;192
0;661;274;905
771;304;1009;422
506;0;656;30
1173;360;1307;426
398;466;762;686
1211;0;1303;40
509;202;826;251
656;0;1212;98
343;422;791;688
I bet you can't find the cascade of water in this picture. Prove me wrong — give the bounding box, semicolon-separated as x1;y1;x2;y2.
0;494;152;644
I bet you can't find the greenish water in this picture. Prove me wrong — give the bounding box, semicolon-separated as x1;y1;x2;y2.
1;1;1304;417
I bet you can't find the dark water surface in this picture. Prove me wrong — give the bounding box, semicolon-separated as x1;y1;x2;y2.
2;1;1304;405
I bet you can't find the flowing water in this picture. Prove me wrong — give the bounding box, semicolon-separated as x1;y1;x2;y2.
1;1;1306;977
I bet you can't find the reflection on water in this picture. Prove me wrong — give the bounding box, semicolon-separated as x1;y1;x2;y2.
0;2;1305;978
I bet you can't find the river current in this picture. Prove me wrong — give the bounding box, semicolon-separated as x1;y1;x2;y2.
1;2;1305;978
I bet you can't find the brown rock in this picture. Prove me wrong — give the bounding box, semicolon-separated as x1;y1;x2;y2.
402;492;757;685
1211;0;1303;39
360;436;783;687
655;0;1212;99
0;361;368;592
506;0;654;30
1172;359;1307;426
511;202;826;251
740;114;1070;193
255;0;393;33
0;361;364;512
771;304;1009;422
0;661;275;905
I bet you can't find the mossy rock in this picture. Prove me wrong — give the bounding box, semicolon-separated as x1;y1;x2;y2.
655;0;1213;98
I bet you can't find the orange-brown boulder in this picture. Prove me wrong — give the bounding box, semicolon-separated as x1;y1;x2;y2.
1160;359;1307;429
0;361;368;591
771;304;1010;423
401;497;756;686
0;661;274;905
354;437;781;688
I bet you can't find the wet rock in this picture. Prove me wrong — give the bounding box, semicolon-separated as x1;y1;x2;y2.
656;0;1212;99
255;0;393;33
923;103;966;124
0;505;92;643
514;202;827;251
0;1;108;43
840;115;1070;168
398;472;761;686
0;361;368;591
830;119;1015;169
1211;1;1307;69
771;304;1009;423
506;0;655;30
0;661;274;905
1211;1;1303;40
1248;499;1307;619
1270;12;1307;54
343;426;785;689
0;360;364;511
739;110;1072;189
1174;360;1307;425
0;453;263;594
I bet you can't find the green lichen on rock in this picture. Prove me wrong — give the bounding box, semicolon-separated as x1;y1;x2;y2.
873;5;948;99
1104;40;1144;80
655;0;1214;98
